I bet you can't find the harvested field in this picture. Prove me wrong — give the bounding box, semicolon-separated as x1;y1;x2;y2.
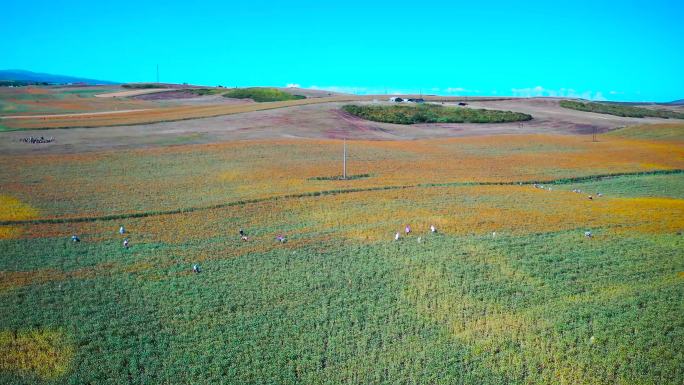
1;98;682;154
94;88;178;98
131;90;202;100
0;96;369;130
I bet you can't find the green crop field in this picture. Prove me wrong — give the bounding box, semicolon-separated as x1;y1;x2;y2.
1;132;683;384
342;104;532;124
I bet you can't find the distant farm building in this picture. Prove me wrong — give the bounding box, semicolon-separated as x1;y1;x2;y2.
389;97;424;103
458;102;468;106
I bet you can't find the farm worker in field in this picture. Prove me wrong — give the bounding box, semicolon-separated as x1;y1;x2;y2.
417;237;422;243
241;235;249;241
192;264;201;273
276;234;286;243
123;239;129;248
584;231;593;238
71;235;80;242
588;195;593;200
430;225;436;233
405;225;411;235
395;232;400;241
492;231;496;238
597;193;603;197
239;228;245;237
119;225;125;235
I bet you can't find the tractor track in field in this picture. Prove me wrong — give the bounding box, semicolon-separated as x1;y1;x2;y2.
1;169;682;226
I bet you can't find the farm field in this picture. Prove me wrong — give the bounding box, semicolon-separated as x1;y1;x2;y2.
2;128;684;384
0;87;683;384
4;0;682;382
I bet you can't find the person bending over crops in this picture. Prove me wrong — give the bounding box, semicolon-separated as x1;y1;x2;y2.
119;225;125;235
71;235;80;242
430;225;436;233
276;234;286;243
395;232;400;241
193;264;201;273
405;225;411;235
123;239;129;248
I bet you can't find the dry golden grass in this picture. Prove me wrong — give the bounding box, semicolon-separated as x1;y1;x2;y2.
0;195;38;239
0;329;74;380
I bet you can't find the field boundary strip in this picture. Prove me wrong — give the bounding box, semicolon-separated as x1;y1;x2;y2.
2;169;682;226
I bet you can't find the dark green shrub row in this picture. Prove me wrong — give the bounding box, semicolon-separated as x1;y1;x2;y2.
222;88;306;102
342;104;532;124
308;173;373;181
121;83;162;89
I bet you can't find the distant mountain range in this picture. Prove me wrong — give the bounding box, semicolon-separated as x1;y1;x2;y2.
665;99;684;106
0;69;118;85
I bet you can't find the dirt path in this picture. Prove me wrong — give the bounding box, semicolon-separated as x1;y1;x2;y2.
0;109;152;119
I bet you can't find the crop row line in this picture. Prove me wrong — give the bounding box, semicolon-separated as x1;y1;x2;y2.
1;169;681;226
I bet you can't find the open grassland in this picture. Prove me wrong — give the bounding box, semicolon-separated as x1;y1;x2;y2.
0;87;154;120
343;104;532;124
560;100;684;119
0;96;367;130
1;135;683;220
607;122;684;142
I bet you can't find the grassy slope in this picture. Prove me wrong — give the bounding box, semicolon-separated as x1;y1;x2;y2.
560;100;684;119
343;104;532;124
606;123;684;141
558;173;684;199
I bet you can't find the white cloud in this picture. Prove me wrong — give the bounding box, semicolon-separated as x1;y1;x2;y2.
306;85;412;95
445;87;467;93
511;86;607;100
593;92;606;101
511;85;547;97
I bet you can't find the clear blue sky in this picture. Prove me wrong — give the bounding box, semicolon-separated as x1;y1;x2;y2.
3;0;683;101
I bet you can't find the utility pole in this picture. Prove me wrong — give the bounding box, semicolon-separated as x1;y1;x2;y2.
343;139;347;179
593;127;597;142
156;64;159;84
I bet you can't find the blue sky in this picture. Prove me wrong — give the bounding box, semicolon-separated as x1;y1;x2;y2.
3;0;683;101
